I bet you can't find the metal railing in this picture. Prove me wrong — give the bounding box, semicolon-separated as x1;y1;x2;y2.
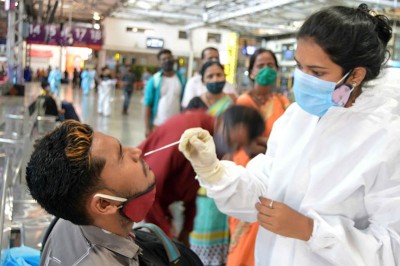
0;92;52;262
0;112;27;259
0;82;59;262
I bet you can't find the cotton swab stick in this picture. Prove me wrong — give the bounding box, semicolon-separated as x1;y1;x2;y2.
143;140;181;156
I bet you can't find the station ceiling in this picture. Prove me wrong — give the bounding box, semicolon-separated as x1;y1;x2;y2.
29;0;400;37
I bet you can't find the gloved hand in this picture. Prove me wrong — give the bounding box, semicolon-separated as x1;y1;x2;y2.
179;128;224;183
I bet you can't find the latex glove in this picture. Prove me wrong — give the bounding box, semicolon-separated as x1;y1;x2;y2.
179;128;224;183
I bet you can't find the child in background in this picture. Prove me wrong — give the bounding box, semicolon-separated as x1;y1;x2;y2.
38;81;61;118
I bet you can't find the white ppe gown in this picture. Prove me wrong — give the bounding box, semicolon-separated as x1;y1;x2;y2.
198;68;400;265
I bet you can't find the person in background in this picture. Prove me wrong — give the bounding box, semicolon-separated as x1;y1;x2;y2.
63;70;69;84
141;67;151;87
184;60;235;266
192;106;266;266
179;4;400;265
81;68;92;96
37;80;60;118
47;67;62;97
98;68;116;117
139;105;265;253
35;68;41;82
227;67;289;266
26;120;156;265
38;80;80;122
226;66;287;266
78;69;83;89
186;61;236;116
24;66;32;82
143;49;186;137
61;101;81;121
72;68;79;89
237;66;290;137
139;109;215;247
182;47;237;109
89;68;98;92
121;65;136;115
247;48;279;84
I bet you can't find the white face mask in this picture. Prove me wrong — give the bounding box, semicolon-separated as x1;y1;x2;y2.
94;183;156;222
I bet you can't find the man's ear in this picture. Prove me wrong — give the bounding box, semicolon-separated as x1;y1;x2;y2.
89;195;119;216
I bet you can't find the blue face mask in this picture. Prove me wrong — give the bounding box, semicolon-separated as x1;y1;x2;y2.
292;68;352;117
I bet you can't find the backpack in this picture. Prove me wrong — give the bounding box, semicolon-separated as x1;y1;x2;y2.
37;95;59;117
41;218;203;266
134;224;203;266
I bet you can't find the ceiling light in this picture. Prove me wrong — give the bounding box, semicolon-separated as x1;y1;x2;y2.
93;23;100;30
144;29;155;36
93;12;101;21
292;21;303;28
136;1;152;9
205;1;219;9
202;13;208;22
257;29;281;35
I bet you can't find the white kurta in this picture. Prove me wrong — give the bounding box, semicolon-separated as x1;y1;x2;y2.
198;68;400;265
153;75;182;126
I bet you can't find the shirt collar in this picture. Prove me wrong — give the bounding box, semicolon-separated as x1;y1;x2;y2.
80;224;141;259
161;70;176;76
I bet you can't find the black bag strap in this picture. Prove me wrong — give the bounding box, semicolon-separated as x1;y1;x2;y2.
134;223;181;265
41;217;59;255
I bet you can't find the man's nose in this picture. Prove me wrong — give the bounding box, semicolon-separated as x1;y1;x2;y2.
129;147;142;161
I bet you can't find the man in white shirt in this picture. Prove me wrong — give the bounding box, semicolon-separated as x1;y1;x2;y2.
181;47;237;108
143;49;186;137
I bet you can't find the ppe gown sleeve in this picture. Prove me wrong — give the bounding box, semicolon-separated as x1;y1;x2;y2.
197;154;271;223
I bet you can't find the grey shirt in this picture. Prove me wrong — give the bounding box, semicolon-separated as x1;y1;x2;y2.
41;219;141;266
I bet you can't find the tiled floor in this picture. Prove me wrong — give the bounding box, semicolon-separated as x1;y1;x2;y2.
61;84;147;147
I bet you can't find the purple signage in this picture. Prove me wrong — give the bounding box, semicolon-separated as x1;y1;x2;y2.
26;24;103;49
